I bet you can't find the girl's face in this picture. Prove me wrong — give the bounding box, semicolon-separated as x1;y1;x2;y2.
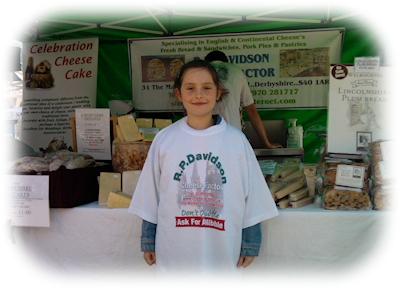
175;68;222;128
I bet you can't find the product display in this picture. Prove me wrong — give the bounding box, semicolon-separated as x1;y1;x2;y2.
122;170;142;196
266;158;314;209
323;161;369;189
117;114;142;142
289;187;309;202
275;178;306;199
281;169;304;183
107;191;133;209
98;172;121;206
112;141;151;173
303;164;317;197
11;150;96;173
290;196;314;209
323;186;371;210
155;119;172;129
368;140;394;210
26;60;54;88
277;197;290;209
370;186;393;210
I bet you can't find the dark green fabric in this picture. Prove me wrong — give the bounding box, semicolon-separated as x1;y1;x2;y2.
96;43;132;108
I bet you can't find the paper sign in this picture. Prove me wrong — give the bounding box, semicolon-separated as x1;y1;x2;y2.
355;57;380;73
335;165;365;188
6;175;50;227
75;108;111;160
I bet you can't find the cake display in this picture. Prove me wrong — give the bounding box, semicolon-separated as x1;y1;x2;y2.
26;60;54;88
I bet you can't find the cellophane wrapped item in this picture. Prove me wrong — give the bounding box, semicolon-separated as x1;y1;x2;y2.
323;186;372;210
322;160;370;189
371;185;394;210
368;140;395;210
320;159;371;210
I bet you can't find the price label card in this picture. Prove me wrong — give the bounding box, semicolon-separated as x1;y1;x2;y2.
6;175;50;227
75;108;111;160
335;165;365;188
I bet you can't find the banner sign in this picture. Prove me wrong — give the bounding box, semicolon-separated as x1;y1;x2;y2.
21;37;99;152
75;108;111;160
327;65;393;154
129;29;343;111
6;175;50;227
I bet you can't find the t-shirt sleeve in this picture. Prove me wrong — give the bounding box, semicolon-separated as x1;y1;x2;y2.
128;144;160;224
239;73;255;108
242;143;279;228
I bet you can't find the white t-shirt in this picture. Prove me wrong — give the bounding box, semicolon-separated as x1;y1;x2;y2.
128;116;278;277
211;61;254;130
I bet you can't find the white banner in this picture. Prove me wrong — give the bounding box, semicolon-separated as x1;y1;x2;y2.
129;29;343;111
21;38;99;152
327;65;393;154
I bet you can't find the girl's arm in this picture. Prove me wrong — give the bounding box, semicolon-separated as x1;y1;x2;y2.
141;220;157;265
238;222;262;268
141;219;157;252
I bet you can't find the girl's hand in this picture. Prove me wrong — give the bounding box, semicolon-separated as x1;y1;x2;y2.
237;256;255;268
144;252;156;266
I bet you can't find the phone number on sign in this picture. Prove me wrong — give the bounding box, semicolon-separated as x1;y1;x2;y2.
251;88;299;96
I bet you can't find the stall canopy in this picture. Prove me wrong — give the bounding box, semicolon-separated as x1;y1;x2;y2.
19;5;371;43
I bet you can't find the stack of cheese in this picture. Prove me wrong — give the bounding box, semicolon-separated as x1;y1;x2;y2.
112;115;172;173
98;170;142;208
115;115;172;142
267;159;314;209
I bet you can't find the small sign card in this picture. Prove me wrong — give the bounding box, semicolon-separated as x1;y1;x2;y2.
7;175;50;227
75;108;111;160
355;57;380;73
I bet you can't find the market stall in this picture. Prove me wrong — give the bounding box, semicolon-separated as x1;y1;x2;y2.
3;3;397;287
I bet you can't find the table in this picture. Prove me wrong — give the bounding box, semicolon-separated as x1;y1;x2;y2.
7;202;396;288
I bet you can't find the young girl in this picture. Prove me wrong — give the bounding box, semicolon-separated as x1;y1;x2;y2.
128;60;278;277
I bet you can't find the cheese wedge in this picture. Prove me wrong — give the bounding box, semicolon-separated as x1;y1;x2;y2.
275;178;306;200
155;119;172;129
116;125;126;142
290;196;314;209
98;172;121;206
269;182;285;194
270;165;284;182
289;187;309;202
122;170;141;196
281;169;305;184
107;191;132;209
136;118;153;128
280;165;299;179
277;197;291;209
117;114;142;142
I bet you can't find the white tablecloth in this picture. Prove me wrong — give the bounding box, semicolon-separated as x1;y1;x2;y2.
5;202;398;289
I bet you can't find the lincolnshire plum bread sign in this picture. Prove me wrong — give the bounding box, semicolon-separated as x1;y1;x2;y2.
21;38;99;153
327;64;393;154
